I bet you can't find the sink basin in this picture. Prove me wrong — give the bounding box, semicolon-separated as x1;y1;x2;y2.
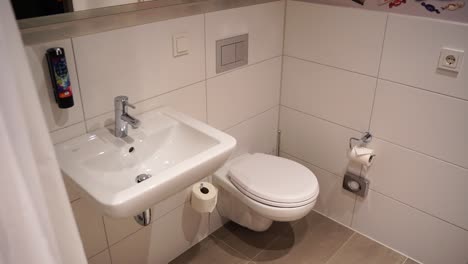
55;107;236;217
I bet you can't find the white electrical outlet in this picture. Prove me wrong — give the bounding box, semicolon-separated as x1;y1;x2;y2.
438;47;464;73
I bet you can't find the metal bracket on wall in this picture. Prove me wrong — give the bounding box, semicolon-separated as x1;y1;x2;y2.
276;130;281;156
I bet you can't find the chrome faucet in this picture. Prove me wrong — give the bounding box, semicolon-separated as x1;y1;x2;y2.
114;96;140;138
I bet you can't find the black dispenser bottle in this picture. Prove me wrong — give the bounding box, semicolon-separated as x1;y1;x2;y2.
46;47;74;108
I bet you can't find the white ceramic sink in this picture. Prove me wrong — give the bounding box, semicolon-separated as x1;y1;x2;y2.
55;107;236;217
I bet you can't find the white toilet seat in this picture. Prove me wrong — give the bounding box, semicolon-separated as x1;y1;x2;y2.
213;153;319;223
228;153;319;208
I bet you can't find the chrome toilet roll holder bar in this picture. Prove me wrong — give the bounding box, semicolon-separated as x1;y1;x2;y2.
349;132;373;150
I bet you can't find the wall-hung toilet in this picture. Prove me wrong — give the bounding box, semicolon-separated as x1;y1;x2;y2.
213;153;319;232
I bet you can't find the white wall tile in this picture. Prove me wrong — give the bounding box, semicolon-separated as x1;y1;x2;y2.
73;14;205;118
281;152;356;226
367;138;468;230
110;203;209;264
50;122;86;144
226;106;279;158
103;215;142;246
279;106;361;176
88;250;111;264
205;1;284;78
380;14;468;100
284;1;387;76
281;56;376;131
86;81;206;132
207;57;281;130
71;199;108;258
370;80;468;168
25;39;85;131
353;190;468;264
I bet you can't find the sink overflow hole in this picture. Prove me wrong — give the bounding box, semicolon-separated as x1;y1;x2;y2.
129;147;135;153
200;187;209;194
135;174;152;183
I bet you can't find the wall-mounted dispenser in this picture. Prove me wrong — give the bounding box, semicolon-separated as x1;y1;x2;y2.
46;47;74;109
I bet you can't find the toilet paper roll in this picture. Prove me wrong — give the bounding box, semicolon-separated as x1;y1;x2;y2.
349;146;375;167
190;182;218;213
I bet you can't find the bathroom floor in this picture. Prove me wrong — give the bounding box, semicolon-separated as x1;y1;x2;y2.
170;211;418;264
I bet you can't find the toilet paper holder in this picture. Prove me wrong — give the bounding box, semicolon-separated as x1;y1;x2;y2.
349;132;373;150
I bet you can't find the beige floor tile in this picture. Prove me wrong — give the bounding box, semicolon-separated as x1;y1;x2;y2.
211;221;242;241
327;233;406;264
170;236;249;264
214;221;295;259
253;211;354;264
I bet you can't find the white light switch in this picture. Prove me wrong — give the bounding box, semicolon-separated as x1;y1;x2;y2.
438;47;464;73
173;34;189;57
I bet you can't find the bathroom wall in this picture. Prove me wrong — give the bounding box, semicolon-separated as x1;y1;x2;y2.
24;1;284;263
280;1;468;264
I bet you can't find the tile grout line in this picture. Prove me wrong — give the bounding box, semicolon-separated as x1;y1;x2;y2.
222;105;279;132
378;77;468;102
323;232;356;264
281;105;468;170
69;38;89;133
276;0;289;152
283;149;468;232
82;55;281;126
87;247;110;261
203;13;209;124
207;55;282;80
370;188;468;232
280;104;363;133
280;151;344;179
313;209;413;261
84;79;207;122
283;54;378;79
284;55;468;103
374;136;468;171
212;236;254;262
367;13;388;132
100;216;113;264
49;120;85;133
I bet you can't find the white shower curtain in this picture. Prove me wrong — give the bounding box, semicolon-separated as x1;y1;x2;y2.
0;1;87;264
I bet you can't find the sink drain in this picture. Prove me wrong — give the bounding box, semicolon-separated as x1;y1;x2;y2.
135;174;152;183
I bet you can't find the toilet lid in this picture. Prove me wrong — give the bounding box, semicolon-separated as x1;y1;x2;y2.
228;153;319;207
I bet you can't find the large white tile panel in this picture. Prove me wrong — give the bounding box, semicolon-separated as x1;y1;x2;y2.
86;81;206;132
25;39;85;131
205;1;284;78
226;106;279;158
110;203;209;264
370;80;468;168
284;1;387;76
279;106;361;176
380;14;468;100
281;56;376;131
353;190;468;264
207;57;281;130
367;138;468;230
281;152;356;226
71;199;108;258
73;14;205;118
